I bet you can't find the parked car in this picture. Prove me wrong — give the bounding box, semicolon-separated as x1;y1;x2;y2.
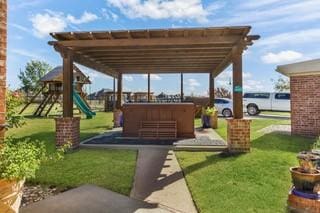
243;92;290;116
214;98;233;117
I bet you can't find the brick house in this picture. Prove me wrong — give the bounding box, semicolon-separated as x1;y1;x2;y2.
277;59;320;137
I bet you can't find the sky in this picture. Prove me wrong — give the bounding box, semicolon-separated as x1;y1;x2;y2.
7;0;320;96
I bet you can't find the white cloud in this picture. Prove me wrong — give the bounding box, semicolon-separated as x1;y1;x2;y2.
261;50;303;64
30;11;99;38
67;11;98;24
217;0;320;28
11;48;45;60
106;0;223;23
142;74;162;80
258;28;320;47
185;78;200;91
10;23;30;33
30;12;67;38
123;75;134;81
216;70;263;91
243;80;264;91
101;8;119;22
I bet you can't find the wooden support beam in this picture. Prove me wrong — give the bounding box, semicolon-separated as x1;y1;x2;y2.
147;73;151;102
116;73;122;109
62;50;74;117
181;73;184;102
232;48;243;119
113;77;116;110
209;73;215;107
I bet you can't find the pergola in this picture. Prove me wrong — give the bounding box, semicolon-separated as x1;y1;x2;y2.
49;26;259;150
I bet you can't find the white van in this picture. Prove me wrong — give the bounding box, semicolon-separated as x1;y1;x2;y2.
243;92;290;115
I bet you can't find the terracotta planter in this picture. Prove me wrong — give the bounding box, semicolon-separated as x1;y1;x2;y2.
0;179;24;213
297;151;320;172
210;111;218;129
290;167;320;192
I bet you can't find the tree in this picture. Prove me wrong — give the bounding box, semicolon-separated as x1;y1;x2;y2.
273;76;290;92
18;60;52;97
215;87;231;98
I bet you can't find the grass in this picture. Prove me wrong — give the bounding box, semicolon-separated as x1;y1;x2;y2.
176;118;314;213
260;111;291;116
7;112;113;153
7;112;137;196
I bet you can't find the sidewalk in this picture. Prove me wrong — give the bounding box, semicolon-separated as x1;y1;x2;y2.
131;148;198;213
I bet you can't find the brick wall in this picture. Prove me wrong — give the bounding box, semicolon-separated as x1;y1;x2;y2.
0;0;7;141
290;75;320;137
227;119;251;152
55;117;80;148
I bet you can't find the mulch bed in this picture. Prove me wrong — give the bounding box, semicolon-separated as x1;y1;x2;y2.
21;184;70;207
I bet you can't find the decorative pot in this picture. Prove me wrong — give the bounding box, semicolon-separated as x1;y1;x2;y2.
290;167;320;192
0;179;25;213
209;111;218;129
297;151;320;172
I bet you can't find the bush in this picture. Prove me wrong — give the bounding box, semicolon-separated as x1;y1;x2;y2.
0;138;70;180
6;90;25;128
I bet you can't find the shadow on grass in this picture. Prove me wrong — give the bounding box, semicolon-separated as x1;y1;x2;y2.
180;133;314;176
252;133;314;153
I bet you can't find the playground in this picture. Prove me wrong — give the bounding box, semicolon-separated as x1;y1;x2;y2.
19;65;96;119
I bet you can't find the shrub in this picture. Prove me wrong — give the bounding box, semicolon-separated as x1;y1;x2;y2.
6;90;25;128
0;138;70;180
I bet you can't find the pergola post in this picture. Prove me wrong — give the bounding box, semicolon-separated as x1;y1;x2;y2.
113;77;116;110
147;73;151;102
232;50;243;119
180;73;184;102
227;47;251;153
209;73;215;107
0;0;7;142
55;49;80;149
116;73;122;109
62;50;73;117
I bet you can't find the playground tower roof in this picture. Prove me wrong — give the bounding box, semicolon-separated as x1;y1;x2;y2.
40;65;91;84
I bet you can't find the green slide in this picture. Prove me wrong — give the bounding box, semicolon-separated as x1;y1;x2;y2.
73;89;96;119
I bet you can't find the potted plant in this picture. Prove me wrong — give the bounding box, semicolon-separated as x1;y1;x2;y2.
290;167;320;192
0;138;46;212
0;138;70;212
201;106;218;129
297;151;320;173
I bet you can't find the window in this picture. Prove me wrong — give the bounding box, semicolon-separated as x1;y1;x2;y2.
215;99;229;104
243;93;270;99
214;99;223;104
275;93;290;100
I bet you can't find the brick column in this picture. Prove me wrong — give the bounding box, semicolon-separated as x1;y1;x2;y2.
0;0;7;141
227;119;251;153
55;117;80;148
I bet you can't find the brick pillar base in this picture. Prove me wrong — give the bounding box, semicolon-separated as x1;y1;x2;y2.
227;119;251;153
55;117;80;148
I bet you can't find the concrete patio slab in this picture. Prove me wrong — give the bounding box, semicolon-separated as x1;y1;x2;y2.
21;184;170;213
131;148;198;213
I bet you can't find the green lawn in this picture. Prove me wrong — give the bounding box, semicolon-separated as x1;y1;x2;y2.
177;118;314;213
7;112;137;196
260;111;291;116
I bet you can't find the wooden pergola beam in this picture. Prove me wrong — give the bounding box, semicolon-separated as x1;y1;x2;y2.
53;36;241;48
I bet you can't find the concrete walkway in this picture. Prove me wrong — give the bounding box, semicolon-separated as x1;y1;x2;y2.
21;185;170;213
131;148;197;213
